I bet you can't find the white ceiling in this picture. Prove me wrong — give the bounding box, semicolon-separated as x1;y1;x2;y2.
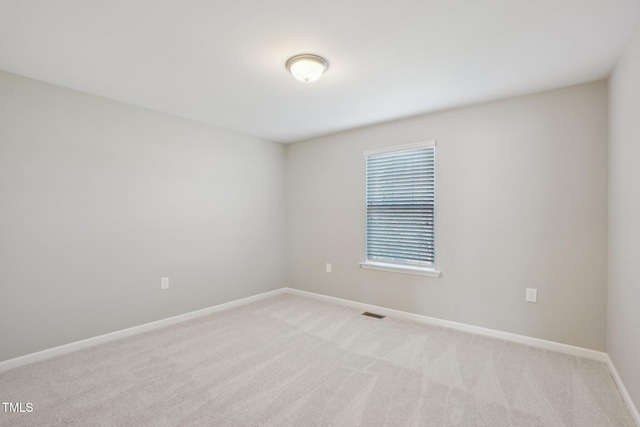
1;0;639;143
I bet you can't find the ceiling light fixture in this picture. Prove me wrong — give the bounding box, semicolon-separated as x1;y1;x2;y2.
286;54;329;83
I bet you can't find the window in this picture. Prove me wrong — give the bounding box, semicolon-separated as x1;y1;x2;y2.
360;141;439;277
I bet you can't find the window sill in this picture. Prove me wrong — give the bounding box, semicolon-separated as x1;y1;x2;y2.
359;261;441;277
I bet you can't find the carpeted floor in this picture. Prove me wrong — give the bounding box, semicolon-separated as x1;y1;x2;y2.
0;294;635;426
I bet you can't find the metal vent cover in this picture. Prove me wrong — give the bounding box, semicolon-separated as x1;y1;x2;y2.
361;312;385;319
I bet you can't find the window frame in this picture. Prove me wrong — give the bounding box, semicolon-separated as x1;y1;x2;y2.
360;140;441;277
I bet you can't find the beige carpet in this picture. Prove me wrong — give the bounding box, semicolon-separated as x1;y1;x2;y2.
0;294;635;426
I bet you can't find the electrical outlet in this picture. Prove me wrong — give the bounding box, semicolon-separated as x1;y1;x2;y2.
326;263;332;273
526;288;537;303
161;277;169;290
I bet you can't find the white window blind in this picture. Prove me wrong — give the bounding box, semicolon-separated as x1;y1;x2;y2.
365;142;435;267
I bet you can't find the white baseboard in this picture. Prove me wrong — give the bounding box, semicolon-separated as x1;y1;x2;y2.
283;287;608;362
606;355;640;426
0;287;287;373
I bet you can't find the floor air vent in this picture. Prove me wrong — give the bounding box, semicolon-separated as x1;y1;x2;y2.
361;312;385;319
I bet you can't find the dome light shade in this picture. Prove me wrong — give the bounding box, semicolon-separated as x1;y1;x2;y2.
286;54;329;83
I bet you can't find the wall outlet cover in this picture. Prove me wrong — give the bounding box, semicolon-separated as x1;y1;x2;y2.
526;288;537;303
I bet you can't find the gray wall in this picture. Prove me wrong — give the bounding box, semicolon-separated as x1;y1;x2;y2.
286;81;608;351
0;68;614;363
0;71;286;362
608;20;640;410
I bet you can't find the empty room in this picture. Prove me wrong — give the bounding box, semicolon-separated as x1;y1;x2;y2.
1;0;639;426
